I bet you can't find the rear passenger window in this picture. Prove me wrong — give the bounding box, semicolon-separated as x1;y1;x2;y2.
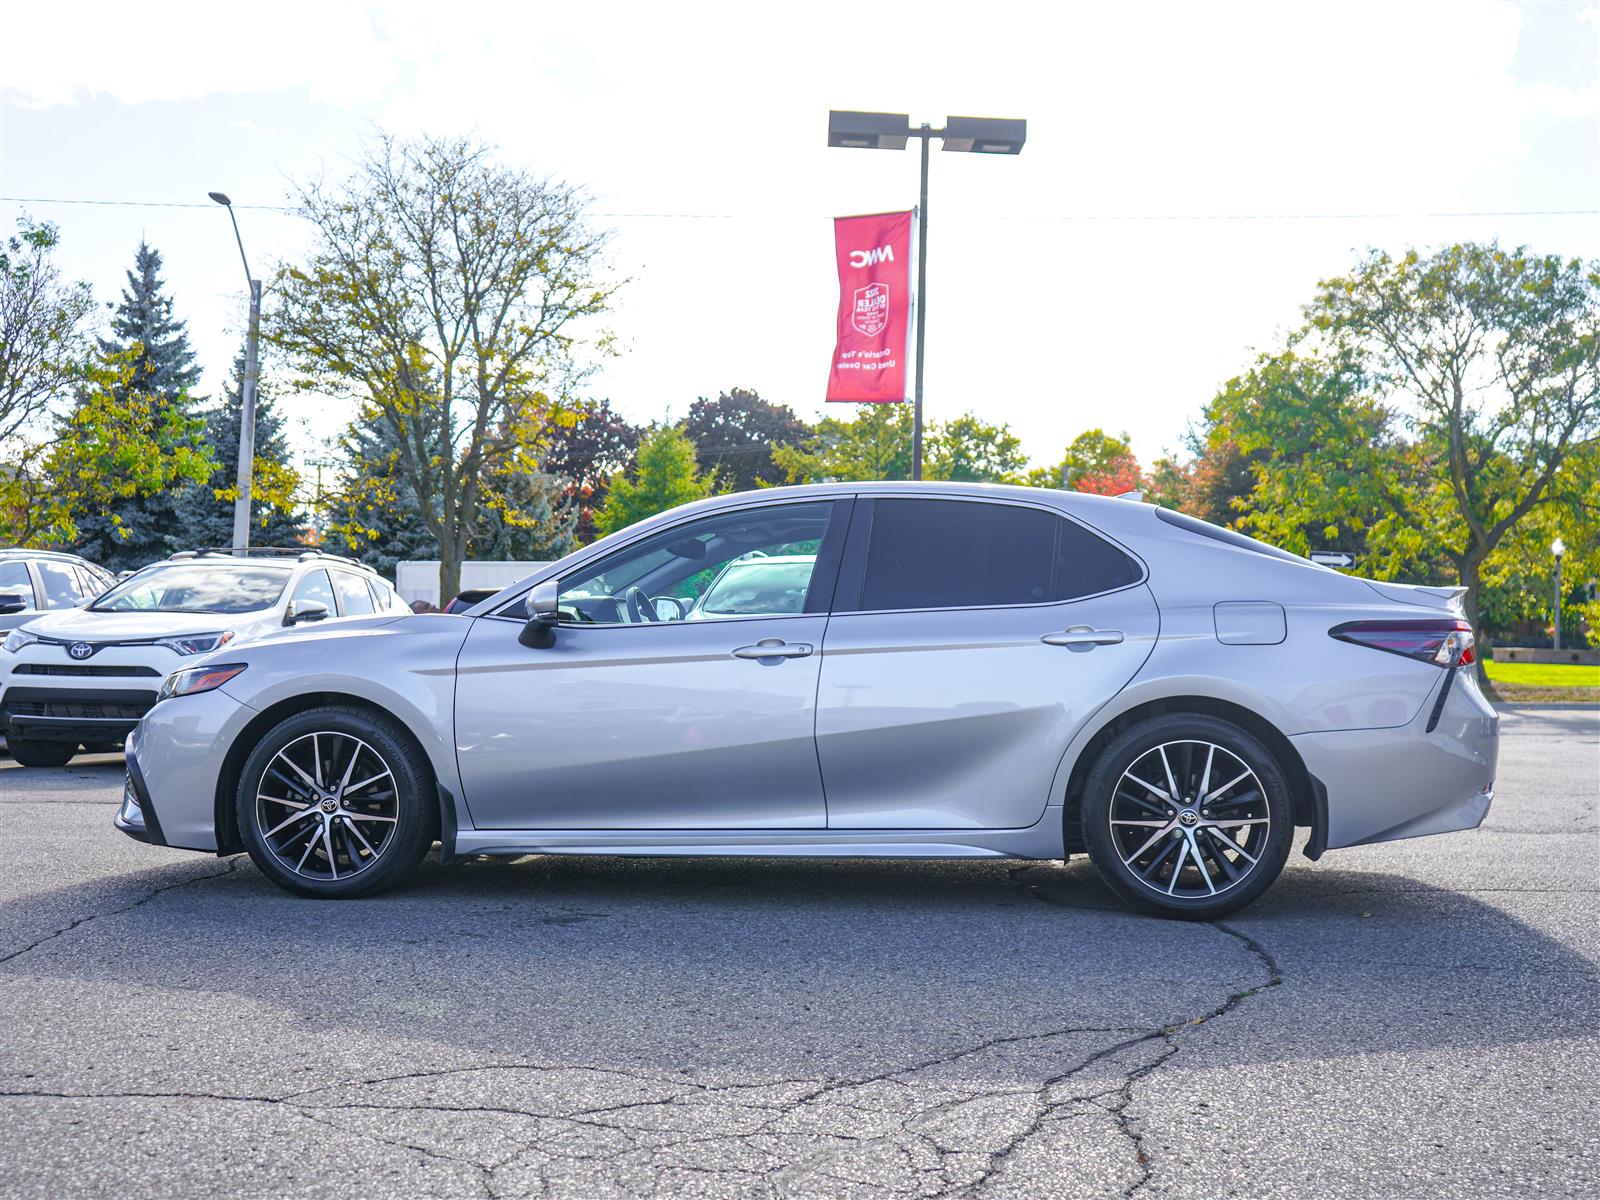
333;571;375;615
861;499;1056;610
35;561;86;608
1056;519;1141;600
855;499;1141;612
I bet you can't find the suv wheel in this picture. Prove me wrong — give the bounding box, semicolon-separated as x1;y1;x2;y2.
1081;714;1293;920
236;706;435;898
7;737;77;768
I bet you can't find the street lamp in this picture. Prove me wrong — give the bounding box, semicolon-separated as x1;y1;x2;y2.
827;110;1026;480
1552;537;1566;651
208;192;262;555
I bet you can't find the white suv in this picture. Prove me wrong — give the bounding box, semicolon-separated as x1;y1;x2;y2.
0;548;408;767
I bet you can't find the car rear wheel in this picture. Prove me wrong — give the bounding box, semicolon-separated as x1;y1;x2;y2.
7;737;77;768
1081;714;1293;919
236;706;435;898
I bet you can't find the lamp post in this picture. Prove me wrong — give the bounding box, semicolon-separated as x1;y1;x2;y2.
1552;537;1566;651
827;111;1026;480
208;192;261;555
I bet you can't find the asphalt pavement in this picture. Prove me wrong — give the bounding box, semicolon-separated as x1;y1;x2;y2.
1;708;1596;1199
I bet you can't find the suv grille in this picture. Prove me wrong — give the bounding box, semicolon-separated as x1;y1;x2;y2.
12;664;161;678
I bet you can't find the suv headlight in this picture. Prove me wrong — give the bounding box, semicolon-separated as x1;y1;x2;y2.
154;631;235;656
2;629;40;654
158;663;247;702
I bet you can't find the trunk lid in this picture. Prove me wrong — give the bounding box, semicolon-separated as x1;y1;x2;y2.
1361;579;1467;615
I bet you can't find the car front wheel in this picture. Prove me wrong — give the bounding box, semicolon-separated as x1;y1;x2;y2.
1081;714;1293;919
236;706;435;898
7;737;77;768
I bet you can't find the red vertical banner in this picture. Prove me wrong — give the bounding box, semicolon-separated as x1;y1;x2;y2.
826;210;912;403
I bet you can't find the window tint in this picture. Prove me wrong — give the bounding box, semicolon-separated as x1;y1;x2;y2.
559;502;836;625
333;571;375;615
0;562;36;609
35;561;87;608
854;499;1142;612
861;499;1056;611
291;569;336;613
1056;518;1141;600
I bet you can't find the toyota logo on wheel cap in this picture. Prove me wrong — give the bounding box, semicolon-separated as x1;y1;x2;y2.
67;642;95;660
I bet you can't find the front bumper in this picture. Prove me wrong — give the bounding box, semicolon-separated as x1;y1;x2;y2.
1;685;156;743
117;688;250;852
1292;666;1499;851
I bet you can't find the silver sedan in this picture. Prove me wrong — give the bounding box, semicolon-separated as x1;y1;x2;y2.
115;482;1498;918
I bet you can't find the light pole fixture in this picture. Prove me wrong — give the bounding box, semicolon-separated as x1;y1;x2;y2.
1552;537;1566;651
827;110;1026;480
208;191;262;555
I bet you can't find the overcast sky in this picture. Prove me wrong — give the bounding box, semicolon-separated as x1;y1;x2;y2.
2;0;1596;474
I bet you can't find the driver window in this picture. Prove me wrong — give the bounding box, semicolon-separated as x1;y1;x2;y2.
557;502;835;625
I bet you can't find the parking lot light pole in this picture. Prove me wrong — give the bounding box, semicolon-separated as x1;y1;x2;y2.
1552;537;1566;651
827;111;1026;481
208;192;261;556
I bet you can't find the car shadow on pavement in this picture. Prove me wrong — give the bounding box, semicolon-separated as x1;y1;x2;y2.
3;846;1596;1081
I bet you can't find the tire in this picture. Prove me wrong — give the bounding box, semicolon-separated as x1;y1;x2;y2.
236;705;436;898
1081;713;1293;920
7;737;77;768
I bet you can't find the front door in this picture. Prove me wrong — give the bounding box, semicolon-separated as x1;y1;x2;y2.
816;495;1158;830
454;498;850;830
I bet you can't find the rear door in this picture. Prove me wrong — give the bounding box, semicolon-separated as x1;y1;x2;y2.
815;495;1158;830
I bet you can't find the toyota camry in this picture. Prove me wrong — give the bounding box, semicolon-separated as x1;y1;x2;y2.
116;483;1498;918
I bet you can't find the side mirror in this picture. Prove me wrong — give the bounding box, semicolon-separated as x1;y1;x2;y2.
0;592;29;616
286;599;331;626
518;580;560;649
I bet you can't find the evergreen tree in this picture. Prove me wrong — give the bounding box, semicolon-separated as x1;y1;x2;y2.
177;353;304;549
595;426;715;536
68;242;204;569
329;416;440;576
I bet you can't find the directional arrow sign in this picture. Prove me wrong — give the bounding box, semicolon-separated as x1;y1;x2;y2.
1310;551;1356;569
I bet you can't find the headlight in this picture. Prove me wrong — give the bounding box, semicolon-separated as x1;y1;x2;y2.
154;631;235;656
2;629;40;654
158;663;247;701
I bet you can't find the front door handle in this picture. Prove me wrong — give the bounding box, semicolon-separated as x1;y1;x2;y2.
1042;626;1125;648
731;639;814;660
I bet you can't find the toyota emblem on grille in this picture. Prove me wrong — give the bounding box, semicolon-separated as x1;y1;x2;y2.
68;642;95;660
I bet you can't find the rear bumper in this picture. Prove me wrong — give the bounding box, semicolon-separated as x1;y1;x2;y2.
1291;667;1498;851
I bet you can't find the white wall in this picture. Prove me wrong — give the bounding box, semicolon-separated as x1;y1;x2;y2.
394;561;550;607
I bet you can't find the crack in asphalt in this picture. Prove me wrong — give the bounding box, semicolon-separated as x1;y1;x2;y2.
0;858;243;966
0;873;1287;1198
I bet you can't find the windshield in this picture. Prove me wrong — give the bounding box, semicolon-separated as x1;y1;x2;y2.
692;558;816;617
92;563;293;614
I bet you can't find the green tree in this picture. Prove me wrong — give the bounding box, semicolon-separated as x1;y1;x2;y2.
775;404;912;483
273;132;619;601
595;425;714;536
540;397;640;544
0;216;95;542
177;353;303;549
68;241;206;568
1309;243;1600;651
925;414;1026;483
680;388;810;492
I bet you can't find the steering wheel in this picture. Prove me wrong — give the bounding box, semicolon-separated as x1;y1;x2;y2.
623;586;661;623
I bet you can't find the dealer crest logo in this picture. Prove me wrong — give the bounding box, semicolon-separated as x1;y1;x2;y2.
851;282;890;336
67;641;96;660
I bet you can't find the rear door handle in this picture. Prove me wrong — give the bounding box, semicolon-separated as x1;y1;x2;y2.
1042;626;1125;647
731;639;814;660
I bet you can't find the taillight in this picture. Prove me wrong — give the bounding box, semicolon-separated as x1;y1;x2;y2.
1330;619;1475;667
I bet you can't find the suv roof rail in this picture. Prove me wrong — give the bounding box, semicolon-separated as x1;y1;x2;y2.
173;546;377;574
0;547;92;564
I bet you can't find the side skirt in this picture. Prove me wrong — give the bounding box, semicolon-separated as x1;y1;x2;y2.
452;813;1063;861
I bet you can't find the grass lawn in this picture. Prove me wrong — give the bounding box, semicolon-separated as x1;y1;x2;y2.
1484;658;1600;703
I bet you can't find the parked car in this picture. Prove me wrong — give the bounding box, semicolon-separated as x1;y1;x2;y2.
0;549;115;634
0;548;408;767
119;484;1497;918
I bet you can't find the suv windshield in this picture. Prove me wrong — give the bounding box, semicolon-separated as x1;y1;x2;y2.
92;563;293;614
